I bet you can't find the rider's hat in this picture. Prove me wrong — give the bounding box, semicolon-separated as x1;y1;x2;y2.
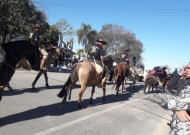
35;23;41;28
162;67;167;69
96;37;107;45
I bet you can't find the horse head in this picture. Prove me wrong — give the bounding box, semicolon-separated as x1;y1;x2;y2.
2;41;40;71
104;56;114;71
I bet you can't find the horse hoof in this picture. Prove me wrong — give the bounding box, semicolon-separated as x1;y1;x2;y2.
78;104;84;109
90;98;93;104
8;87;13;91
31;84;35;90
46;83;50;89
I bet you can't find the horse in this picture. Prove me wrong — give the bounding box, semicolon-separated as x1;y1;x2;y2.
31;47;63;89
113;62;130;96
143;76;159;94
0;41;40;124
57;59;112;109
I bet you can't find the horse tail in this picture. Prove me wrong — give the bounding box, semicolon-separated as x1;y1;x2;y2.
113;67;123;90
57;63;80;98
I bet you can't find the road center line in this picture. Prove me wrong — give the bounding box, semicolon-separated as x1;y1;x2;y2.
34;95;150;135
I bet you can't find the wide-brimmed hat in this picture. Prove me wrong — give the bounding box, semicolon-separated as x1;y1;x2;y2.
162;67;167;69
96;37;107;45
123;48;130;52
35;24;41;28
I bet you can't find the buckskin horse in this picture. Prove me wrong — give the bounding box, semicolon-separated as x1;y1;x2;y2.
57;59;112;109
31;46;63;90
113;62;130;96
0;40;40;124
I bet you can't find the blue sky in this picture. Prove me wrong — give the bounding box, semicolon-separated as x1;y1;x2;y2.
36;0;190;71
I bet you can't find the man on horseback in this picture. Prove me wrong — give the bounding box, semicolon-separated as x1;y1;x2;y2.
120;48;130;64
29;23;49;70
87;37;110;88
0;45;5;69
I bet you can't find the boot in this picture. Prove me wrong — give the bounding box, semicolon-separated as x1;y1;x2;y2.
40;58;47;70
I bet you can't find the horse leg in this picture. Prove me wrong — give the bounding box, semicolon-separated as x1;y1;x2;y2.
143;83;147;94
6;82;13;91
122;78;126;92
132;79;136;89
90;85;95;104
148;85;152;94
32;70;43;90
0;86;5;101
102;87;106;101
78;84;87;109
44;71;50;89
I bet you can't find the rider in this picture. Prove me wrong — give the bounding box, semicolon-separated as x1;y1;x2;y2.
119;48;131;77
29;23;49;70
0;45;5;69
87;37;110;88
120;48;130;64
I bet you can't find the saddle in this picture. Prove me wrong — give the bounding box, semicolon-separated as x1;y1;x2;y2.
90;62;103;75
80;60;103;76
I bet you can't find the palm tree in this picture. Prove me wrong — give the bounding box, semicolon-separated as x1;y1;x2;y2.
86;29;98;50
76;23;97;53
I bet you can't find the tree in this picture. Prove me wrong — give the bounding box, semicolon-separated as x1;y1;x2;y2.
76;23;98;52
55;19;75;45
40;24;61;46
0;0;48;43
76;49;84;57
99;24;144;64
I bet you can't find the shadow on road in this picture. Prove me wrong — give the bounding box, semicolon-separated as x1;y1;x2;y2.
1;82;169;126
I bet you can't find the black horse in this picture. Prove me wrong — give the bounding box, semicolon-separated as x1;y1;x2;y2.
0;40;40;101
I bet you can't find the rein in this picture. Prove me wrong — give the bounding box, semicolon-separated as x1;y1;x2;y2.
7;47;39;69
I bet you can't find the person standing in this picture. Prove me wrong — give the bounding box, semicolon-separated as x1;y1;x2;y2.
168;63;190;135
88;37;110;88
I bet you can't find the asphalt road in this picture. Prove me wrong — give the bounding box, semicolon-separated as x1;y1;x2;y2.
0;69;172;135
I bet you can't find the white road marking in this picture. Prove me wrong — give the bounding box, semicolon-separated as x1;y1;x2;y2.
34;95;150;135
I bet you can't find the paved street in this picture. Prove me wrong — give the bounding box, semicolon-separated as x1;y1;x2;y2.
0;70;172;135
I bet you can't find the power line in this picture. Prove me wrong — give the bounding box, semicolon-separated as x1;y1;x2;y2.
39;2;190;13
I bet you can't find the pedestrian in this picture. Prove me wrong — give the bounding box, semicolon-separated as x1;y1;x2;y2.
168;63;190;135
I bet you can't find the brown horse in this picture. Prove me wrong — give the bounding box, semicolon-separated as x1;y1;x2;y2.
0;41;40;124
32;47;63;89
143;76;159;94
113;62;130;96
57;60;112;109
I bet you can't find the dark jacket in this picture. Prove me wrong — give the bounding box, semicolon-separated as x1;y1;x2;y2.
167;74;181;91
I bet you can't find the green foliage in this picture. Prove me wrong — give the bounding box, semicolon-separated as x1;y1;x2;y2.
99;24;144;64
76;49;84;56
76;23;97;52
0;0;47;43
55;19;75;42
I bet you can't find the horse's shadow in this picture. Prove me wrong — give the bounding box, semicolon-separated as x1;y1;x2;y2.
1;84;143;126
2;84;82;97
